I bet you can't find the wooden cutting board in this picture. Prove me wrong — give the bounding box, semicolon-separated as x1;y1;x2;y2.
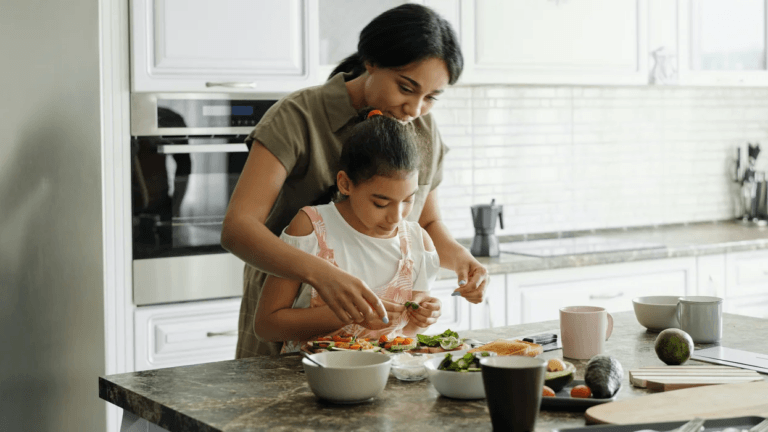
630;365;763;391
585;381;768;425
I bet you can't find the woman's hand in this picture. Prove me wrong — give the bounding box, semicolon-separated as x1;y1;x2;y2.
407;295;442;327
450;255;488;304
308;264;390;326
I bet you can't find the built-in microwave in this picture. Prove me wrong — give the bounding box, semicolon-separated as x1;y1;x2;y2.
130;93;278;305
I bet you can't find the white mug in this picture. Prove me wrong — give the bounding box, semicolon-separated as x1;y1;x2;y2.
676;296;722;343
560;306;614;360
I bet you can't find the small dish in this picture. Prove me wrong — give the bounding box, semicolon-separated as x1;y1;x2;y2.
544;361;576;392
540;380;620;410
632;296;680;332
391;352;429;381
302;351;391;404
424;349;496;399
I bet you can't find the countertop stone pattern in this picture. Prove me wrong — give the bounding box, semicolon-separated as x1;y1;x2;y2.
438;221;768;280
100;312;768;432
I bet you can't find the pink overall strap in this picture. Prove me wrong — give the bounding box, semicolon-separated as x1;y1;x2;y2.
299;206;334;262
397;220;412;262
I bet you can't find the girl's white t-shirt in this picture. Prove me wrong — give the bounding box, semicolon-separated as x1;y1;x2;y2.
279;203;441;309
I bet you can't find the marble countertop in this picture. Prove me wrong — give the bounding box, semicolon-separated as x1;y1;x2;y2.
439;220;768;279
99;312;768;432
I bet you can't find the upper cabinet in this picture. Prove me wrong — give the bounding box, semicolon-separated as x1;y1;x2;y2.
130;0;318;93
315;0;460;85
678;0;768;86
459;0;649;85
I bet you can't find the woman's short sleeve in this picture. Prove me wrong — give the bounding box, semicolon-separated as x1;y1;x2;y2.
245;97;309;175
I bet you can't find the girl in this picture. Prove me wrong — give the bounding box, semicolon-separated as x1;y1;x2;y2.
222;3;489;357
253;109;441;349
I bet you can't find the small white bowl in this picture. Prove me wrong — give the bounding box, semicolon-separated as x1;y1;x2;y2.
424;350;492;399
632;295;681;332
302;351;391;403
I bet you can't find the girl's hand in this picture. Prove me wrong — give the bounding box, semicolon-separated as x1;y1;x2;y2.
451;256;488;304
310;264;389;325
359;299;405;331
407;295;442;327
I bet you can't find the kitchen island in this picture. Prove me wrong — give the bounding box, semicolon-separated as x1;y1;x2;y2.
100;312;768;432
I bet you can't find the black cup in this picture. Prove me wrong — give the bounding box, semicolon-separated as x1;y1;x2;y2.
480;356;547;432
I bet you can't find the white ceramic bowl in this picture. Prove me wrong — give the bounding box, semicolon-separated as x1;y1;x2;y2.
302;351;392;403
424;350;492;399
632;295;681;332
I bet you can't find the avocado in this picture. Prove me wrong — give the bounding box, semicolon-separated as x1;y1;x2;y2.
584;355;624;398
654;328;694;365
544;362;575;392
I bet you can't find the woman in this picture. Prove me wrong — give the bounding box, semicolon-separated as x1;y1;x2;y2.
221;4;489;357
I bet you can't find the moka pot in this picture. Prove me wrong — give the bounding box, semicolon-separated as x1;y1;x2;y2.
470;199;504;257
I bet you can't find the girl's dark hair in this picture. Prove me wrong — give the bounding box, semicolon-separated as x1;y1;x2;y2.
320;108;421;203
329;4;463;85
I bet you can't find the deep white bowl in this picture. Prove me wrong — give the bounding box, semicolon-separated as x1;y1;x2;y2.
424;350;491;399
302;351;391;403
632;295;680;332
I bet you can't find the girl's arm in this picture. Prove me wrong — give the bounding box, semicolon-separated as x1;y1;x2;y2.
221;141;387;325
253;210;347;342
419;189;487;304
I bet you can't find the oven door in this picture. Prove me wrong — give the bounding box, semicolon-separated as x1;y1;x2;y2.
131;134;248;304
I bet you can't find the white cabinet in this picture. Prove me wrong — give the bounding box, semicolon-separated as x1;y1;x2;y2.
678;0;768;86
130;0;318;93
506;257;696;325
316;0;461;84
428;278;471;334
134;298;241;371
723;250;768;319
459;0;649;85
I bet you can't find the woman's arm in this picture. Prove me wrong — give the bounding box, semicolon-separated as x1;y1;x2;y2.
221;141;387;324
418;189;487;304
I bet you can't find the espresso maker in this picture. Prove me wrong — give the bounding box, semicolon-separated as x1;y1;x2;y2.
470;199;504;257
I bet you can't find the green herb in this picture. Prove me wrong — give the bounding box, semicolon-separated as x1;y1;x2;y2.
404;301;420;310
437;351;490;372
416;329;460;347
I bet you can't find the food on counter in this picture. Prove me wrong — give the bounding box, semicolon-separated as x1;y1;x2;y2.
584;355;624;398
467;339;543;357
390;352;429;381
377;335;417;352
542;385;556;397
547;358;566;372
654;328;694;365
544;360;575;392
570;384;592;398
411;329;469;353
437;351;493;372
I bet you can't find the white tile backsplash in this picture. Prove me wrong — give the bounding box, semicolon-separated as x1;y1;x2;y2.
433;85;762;239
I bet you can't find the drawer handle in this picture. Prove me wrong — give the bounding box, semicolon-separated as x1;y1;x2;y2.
205;81;256;88
589;292;624;300
206;330;238;338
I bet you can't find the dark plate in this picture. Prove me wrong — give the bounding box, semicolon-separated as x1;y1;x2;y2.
540;380;619;410
553;416;767;432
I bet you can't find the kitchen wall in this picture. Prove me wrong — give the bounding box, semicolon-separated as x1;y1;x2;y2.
433;85;768;239
0;0;106;431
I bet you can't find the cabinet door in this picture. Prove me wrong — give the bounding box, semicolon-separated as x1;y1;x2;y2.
506;257;696;324
134;298;241;371
316;0;461;84
678;0;768;86
427;278;471;334
131;0;318;93
460;0;648;85
724;294;768;319
469;274;507;330
725;250;768;299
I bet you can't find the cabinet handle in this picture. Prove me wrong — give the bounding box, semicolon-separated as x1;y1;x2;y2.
589;292;624;300
205;81;257;89
157;144;248;154
206;330;238;338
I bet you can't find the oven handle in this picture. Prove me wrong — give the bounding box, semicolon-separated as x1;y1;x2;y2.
205;81;257;88
157;144;248;154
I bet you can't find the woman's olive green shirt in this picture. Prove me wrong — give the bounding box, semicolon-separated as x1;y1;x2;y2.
236;72;448;358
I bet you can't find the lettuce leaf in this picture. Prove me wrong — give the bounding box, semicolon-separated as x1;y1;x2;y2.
416;329;460;347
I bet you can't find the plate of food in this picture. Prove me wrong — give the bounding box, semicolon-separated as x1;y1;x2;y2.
540;379;620;409
303;329;470;355
541;355;624;410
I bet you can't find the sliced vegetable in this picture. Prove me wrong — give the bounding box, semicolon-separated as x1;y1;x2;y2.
417;329;460;348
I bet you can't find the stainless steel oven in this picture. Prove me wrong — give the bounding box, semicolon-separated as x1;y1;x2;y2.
130;93;278;305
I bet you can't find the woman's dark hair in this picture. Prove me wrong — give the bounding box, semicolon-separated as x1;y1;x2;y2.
329;4;463;84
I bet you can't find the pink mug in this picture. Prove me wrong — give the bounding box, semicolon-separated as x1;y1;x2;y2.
559;306;614;360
